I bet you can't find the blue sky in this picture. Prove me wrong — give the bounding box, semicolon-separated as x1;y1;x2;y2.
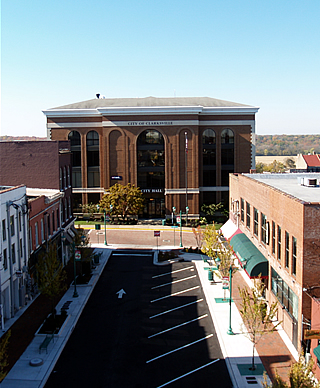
1;0;320;137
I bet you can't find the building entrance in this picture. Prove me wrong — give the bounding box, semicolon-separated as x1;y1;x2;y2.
142;196;165;218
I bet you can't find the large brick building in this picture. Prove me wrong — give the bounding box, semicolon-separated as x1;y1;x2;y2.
43;96;259;218
228;172;320;352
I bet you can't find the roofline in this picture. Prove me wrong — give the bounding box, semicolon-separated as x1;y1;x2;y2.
43;106;259;118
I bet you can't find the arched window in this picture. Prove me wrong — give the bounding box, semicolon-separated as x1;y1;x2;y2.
68;131;81;188
137;130;165;189
221;128;234;186
202;129;216;187
86;131;100;187
221;128;234;144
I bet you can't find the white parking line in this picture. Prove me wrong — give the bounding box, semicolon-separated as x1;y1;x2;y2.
156;359;220;388
151;275;197;289
152;266;194;278
150;286;200;303
149;299;203;319
146;334;213;363
148;314;208;338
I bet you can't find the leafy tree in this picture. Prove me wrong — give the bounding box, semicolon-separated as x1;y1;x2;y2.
99;183;144;222
201;202;223;216
201;223;237;278
0;330;11;382
239;277;279;371
263;355;320;388
36;243;67;317
80;202;98;218
284;157;296;169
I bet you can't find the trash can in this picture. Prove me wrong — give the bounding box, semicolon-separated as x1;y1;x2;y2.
162;219;166;226
208;270;213;281
94;254;100;264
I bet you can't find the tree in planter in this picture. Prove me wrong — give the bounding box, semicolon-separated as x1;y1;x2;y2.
79;202;98;220
192;225;203;251
36;243;67;319
0;330;11;382
99;183;144;223
263;354;320;388
201;223;221;260
239;277;280;371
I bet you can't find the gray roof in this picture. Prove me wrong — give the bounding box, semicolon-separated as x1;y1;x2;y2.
245;173;320;203
53;96;252;110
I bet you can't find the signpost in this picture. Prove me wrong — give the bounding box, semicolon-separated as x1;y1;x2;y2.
154;231;160;250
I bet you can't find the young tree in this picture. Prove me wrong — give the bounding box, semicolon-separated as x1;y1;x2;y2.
99;183;144;223
201;202;223;216
0;330;11;382
201;223;220;259
192;225;203;250
239;277;280;371
263;355;320;388
36;243;67;317
79;202;98;218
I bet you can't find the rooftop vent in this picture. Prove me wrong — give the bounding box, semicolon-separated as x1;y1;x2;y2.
300;177;318;187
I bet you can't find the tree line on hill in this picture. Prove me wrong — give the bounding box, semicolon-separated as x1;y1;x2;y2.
256;135;320;156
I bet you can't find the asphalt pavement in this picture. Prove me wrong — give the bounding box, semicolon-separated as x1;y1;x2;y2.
1;225;299;388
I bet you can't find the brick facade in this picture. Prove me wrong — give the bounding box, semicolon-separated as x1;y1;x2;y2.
229;172;320;352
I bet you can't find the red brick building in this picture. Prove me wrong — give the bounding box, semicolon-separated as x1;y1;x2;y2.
228;172;320;352
43;96;259;218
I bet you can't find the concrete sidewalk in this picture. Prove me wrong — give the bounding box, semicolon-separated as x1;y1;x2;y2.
1;245;298;388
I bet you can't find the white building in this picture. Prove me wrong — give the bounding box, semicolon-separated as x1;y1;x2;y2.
0;185;28;328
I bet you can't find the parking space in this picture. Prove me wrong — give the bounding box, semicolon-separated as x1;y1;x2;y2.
45;250;232;388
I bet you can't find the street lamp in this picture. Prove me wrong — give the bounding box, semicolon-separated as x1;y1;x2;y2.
72;241;79;298
186;206;189;227
179;210;183;247
172;206;176;225
104;209;107;245
227;264;234;335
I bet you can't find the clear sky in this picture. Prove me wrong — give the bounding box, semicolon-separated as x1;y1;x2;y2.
1;0;320;137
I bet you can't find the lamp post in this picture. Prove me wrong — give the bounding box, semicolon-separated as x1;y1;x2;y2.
227;264;234;335
104;209;107;245
172;206;176;226
72;241;79;298
179;210;183;247
186;206;189;227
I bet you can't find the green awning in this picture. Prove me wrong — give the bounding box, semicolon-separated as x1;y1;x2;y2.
230;233;269;278
314;345;320;360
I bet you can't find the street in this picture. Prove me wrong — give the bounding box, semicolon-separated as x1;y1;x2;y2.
45;249;232;388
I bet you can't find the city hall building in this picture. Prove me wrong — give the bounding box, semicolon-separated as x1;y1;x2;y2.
43;96;259;218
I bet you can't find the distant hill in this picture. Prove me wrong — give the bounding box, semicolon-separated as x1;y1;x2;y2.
256;134;320;156
0;136;47;142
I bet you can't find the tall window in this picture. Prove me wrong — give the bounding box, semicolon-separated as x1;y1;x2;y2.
12;243;16;264
10;215;15;236
221;128;234;186
60;167;63;190
254;208;259;236
2;219;6;241
52;211;55;233
292;237;297;276
261;213;267;244
41;219;44;242
64;167;67;189
272;221;276;255
285;232;290;268
3;249;7;270
246;202;251;228
87;131;100;187
67;166;71;187
68;131;81;188
20;238;23;258
202;129;216;186
57;209;60;229
47;214;51;237
35;222;39;247
240;198;245;222
277;226;281;261
137;130;165;189
19;212;22;231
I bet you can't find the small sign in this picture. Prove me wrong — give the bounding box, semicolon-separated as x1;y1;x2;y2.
154;231;160;237
111;176;122;180
222;277;229;290
304;329;320;340
176;216;181;224
116;289;126;299
75;250;81;261
15;270;23;278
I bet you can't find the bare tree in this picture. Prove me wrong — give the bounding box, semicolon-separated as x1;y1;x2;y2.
239;277;280;371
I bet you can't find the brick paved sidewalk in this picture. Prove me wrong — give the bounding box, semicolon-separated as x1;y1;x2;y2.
232;272;296;384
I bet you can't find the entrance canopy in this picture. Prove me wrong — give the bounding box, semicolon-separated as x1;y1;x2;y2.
230;233;268;278
220;219;242;240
